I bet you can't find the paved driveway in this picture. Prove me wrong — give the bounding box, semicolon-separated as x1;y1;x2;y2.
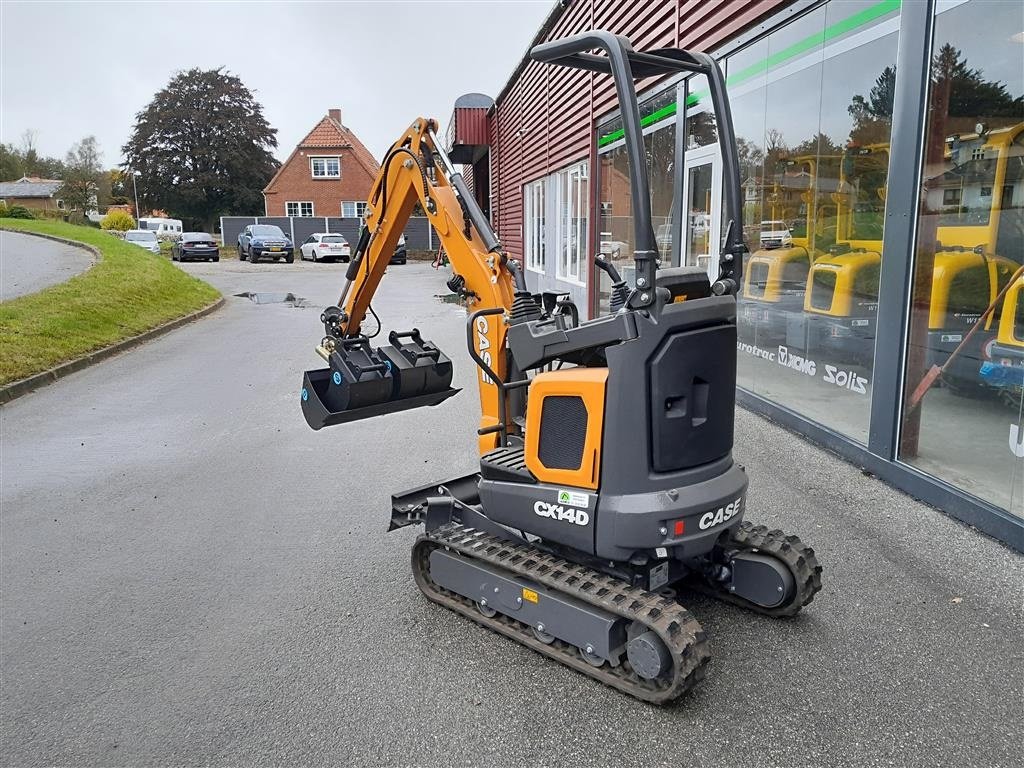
1;260;1021;767
0;229;94;301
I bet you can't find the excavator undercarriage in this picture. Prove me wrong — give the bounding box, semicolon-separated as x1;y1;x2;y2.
298;31;822;703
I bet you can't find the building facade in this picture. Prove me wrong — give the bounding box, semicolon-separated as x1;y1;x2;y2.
263;109;380;219
0;176;64;213
450;0;1024;550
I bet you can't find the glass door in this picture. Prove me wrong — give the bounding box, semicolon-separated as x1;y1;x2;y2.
681;144;722;282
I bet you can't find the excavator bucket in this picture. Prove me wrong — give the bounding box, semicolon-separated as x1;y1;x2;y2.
300;330;460;430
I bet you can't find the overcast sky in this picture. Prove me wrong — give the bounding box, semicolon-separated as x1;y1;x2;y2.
0;0;553;168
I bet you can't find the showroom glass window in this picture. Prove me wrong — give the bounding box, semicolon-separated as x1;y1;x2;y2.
596;86;678;314
725;0;900;444
899;0;1024;517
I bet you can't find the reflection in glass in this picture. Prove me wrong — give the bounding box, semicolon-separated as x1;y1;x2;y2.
900;0;1024;517
685;163;714;271
726;0;899;444
596;88;677;313
686;75;718;149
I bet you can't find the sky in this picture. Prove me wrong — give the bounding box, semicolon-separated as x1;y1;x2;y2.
0;0;554;168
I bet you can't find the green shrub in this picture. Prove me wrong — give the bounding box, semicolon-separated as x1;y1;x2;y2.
101;209;136;231
0;202;7;217
1;205;35;220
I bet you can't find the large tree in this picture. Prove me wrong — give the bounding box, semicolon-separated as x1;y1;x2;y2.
847;66;897;145
122;68;279;231
58;136;103;219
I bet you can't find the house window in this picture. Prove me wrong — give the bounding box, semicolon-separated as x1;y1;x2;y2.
524;179;545;271
341;201;367;219
980;186;992;197
287;201;314;217
556;162;588;283
56;199;65;210
943;188;962;206
310;156;340;178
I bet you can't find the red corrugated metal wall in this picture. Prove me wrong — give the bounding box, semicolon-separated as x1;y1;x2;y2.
453;108;490;147
491;0;789;261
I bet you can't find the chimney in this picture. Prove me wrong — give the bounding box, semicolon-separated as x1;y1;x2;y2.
328;108;342;124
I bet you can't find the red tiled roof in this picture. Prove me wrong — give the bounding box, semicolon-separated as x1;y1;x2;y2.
264;113;380;193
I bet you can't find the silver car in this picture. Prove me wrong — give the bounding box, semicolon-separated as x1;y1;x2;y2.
124;229;161;254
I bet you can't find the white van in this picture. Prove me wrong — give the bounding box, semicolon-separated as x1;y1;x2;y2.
138;217;183;237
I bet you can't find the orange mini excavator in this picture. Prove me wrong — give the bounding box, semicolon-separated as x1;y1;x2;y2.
299;31;822;703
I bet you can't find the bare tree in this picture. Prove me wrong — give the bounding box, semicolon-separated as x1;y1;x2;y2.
58;136;103;218
20;130;37;154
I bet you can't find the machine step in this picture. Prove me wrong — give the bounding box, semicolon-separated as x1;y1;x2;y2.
479;446;536;484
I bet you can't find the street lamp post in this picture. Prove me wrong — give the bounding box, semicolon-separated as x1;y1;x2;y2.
131;170;142;223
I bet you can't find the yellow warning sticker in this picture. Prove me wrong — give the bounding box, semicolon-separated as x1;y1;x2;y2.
522;588;539;604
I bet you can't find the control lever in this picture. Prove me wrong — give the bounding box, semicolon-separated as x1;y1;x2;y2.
594;254;630;313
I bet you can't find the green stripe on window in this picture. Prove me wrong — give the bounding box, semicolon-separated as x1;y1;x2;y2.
725;0;900;86
598;101;679;146
596;0;900;148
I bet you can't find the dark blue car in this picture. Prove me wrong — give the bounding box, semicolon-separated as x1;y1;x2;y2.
238;224;294;263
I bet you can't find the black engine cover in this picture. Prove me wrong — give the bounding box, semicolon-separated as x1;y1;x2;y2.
648;324;736;471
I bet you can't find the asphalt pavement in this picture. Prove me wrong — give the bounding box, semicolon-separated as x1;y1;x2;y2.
0;229;94;301
1;260;1022;767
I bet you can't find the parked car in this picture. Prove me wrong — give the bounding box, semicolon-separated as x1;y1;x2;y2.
123;229;161;254
238;224;294;263
300;233;351;262
172;232;220;262
759;220;794;249
390;233;407;265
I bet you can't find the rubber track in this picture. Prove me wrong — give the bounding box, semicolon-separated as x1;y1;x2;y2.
690;521;823;617
412;524;711;704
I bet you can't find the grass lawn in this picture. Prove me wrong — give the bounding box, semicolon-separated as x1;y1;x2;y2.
0;220;221;386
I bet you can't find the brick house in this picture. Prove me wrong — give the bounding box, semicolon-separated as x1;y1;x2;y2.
262;108;380;218
0;176;65;213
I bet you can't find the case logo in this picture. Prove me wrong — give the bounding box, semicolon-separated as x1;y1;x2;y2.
698;497;743;530
475;315;493;385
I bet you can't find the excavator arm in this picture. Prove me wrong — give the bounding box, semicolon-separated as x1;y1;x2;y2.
303;118;515;449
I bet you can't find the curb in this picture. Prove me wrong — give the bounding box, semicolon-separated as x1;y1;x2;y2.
0;297;225;405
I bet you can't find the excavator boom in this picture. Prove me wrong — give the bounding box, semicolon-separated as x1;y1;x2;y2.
302;118;515;448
